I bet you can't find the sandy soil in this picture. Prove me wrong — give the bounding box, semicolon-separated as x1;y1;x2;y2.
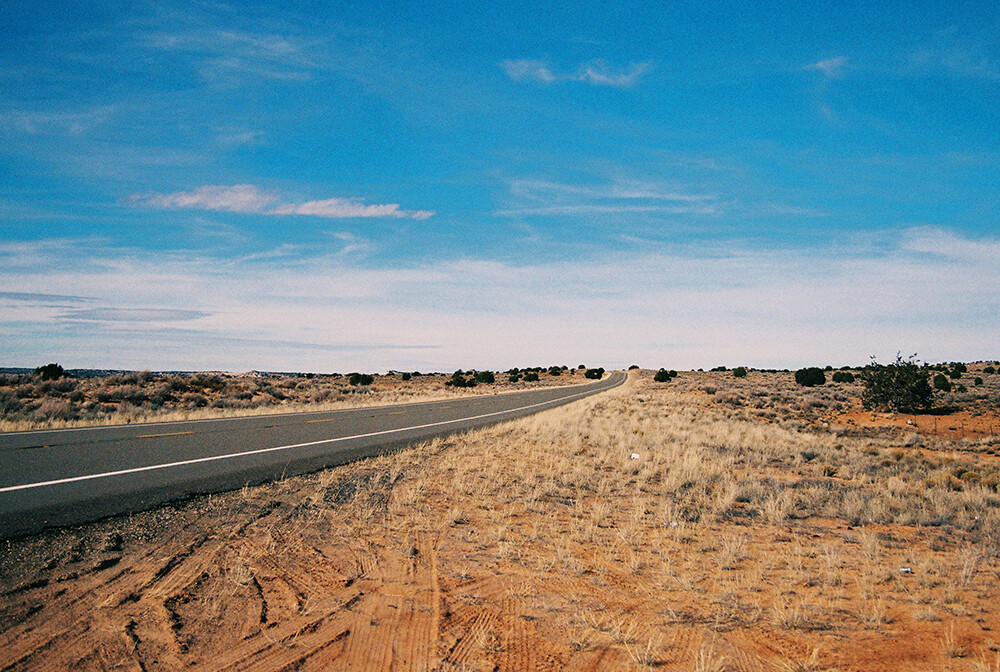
1;370;998;671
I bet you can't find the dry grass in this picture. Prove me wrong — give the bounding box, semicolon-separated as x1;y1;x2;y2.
0;368;584;432
1;368;999;670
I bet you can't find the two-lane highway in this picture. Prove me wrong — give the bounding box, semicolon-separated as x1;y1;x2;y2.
0;371;625;538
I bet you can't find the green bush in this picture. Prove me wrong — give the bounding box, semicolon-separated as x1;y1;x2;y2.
861;354;933;412
974;377;984;386
732;366;748;378
401;372;412;381
348;373;374;386
653;369;671;382
523;372;539;382
952;362;968;374
832;371;855;383
446;371;476;388
933;373;951;392
547;366;562;376
794;367;826;387
628;364;639;370
710;365;727;372
473;370;495;384
948;369;962;380
584;367;605;380
984;366;996;375
34;363;65;381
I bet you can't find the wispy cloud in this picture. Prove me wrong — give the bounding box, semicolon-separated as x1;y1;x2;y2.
907;30;1000;81
499;177;717;217
131;185;435;220
1;226;996;371
142;29;317;84
61;308;210;322
805;56;849;78
501;59;651;87
0;105;117;136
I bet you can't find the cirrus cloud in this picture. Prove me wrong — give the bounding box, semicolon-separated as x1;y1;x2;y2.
130;184;435;220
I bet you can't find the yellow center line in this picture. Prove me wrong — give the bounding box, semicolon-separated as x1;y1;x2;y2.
388;411;405;415
138;431;194;439
307;418;337;424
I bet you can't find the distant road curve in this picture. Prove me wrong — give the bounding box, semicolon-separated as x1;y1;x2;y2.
0;371;626;538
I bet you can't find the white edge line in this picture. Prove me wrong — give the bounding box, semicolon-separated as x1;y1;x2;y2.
0;372;623;494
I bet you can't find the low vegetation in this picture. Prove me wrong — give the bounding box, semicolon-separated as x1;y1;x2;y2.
0;364;593;432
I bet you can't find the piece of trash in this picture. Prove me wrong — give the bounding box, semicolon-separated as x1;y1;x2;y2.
630;453;640;460
900;566;914;574
667;521;678;528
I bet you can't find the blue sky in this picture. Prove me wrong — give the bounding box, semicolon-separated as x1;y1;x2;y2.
1;1;998;372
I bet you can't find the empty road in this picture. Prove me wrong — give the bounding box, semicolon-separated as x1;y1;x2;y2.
0;371;625;538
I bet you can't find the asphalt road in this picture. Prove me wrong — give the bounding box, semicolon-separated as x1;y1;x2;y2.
0;371;625;538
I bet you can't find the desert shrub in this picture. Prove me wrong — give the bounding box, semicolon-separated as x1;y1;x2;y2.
445;371;476;388
733;366;748;378
0;390;22;415
585;367;605;380
523;372;539;382
508;373;521;383
984;366;997;375
182;393;208;408
34;363;65;380
653;369;672;383
861;354;933;413
33;398;78;421
710;365;728;372
167;376;189;392
952;362;968;374
628;364;639;370
932;374;951;392
547;366;561;376
348;373;374;386
832;371;855;383
794;367;826;387
401;372;412;381
949;369;962;380
473;370;495;384
975;377;984;386
192;374;226;391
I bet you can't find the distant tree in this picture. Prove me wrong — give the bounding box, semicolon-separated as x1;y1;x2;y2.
584;367;605;380
653;369;671;382
710;365;728;372
34;363;66;381
473;370;495;384
795;367;826;387
732;366;748;378
348;373;374;386
832;371;855;383
974;377;984;386
984;366;996;375
628;364;640;370
401;372;412;381
523;371;539;382
861;354;933;413
932;373;951;392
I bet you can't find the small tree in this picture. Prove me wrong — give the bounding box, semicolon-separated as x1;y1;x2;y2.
794;367;826;387
584;367;605;380
401;372;412;381
861;354;933;413
932;373;951;392
832;370;855;383
732;366;748;378
653;369;671;382
35;363;66;380
523;371;539;382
